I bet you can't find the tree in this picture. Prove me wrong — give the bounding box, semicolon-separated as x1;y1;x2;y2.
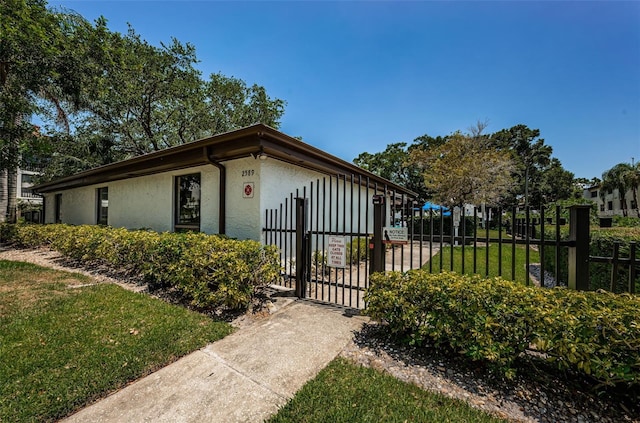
353;142;427;202
489;125;553;208
600;163;634;217
539;158;576;203
0;0;97;221
409;130;515;208
43;25;286;172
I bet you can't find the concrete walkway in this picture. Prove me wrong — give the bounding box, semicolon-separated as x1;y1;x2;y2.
62;300;367;423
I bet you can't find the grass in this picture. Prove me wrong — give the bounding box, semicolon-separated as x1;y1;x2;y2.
427;243;540;285
267;357;506;423
0;260;232;423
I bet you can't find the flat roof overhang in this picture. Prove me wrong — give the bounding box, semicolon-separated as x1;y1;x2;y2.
34;124;416;197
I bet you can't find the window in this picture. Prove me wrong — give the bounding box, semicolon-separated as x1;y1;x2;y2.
607;201;613;211
55;194;62;223
21;173;34;184
175;173;201;231
590;190;598;198
97;187;108;225
600;204;605;212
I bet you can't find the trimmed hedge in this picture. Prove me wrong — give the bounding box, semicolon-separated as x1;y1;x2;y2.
0;224;280;310
365;270;640;386
543;226;640;292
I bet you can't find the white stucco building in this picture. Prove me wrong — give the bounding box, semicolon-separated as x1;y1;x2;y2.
34;124;412;241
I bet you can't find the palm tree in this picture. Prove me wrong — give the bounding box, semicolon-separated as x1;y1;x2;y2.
623;162;640;218
601;163;634;217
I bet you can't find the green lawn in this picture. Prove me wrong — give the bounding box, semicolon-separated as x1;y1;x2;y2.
0;260;232;423
268;358;506;423
427;243;540;284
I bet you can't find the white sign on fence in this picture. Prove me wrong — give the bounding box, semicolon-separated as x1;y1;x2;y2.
383;227;408;244
327;236;346;268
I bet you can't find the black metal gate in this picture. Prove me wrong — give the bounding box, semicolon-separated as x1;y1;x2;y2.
262;174;426;309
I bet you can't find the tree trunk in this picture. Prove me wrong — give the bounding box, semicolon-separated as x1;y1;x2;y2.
6;167;17;223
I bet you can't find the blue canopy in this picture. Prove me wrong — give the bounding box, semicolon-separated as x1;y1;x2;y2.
422;202;451;216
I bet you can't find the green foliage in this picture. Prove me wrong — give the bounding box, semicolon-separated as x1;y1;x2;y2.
543;227;640;292
613;216;640;227
0;224;280;310
346;236;369;264
0;261;231;422
365;270;640;386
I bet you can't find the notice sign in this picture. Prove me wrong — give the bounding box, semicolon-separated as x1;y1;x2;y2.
383;227;409;244
327;236;346;268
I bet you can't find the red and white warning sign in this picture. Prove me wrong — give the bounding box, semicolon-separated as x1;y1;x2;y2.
243;182;254;198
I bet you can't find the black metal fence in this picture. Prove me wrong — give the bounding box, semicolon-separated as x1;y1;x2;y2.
263;177;640;309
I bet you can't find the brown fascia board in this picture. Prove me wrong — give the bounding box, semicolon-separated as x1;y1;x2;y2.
34;124;416;196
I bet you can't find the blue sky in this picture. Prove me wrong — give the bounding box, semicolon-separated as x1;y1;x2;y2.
54;1;640;180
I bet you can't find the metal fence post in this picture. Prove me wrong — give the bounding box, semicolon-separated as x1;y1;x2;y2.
295;197;308;298
567;205;591;291
370;195;386;274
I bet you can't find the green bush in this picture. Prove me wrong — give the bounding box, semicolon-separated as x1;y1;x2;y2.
0;224;280;310
364;270;640;386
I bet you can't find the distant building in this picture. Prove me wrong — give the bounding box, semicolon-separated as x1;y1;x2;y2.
584;185;639;217
0;168;43;223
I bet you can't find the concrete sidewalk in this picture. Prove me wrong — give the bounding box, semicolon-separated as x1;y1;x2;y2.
62;300;367;423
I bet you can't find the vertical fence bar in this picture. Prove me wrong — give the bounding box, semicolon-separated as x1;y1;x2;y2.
357;174;362;309
328;177;333;302
540;206;545;288
511;206;517;281
525;206;531;286
555;205;561;285
498;207;503;277
629;242;637;294
428;209;432;273
334;176;340;303
485;209;490;277
473;207;478;274
364;177;370;282
461;207;466;274
349;175;354;308
439;210;444;271
450;209;455;271
295;197;307;298
313;179;319;299
610;242;620;293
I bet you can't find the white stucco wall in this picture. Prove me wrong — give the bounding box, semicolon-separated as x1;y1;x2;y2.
43;165;221;233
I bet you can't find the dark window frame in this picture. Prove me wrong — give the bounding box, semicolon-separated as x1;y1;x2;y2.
54;193;62;223
174;173;201;232
97;187;108;225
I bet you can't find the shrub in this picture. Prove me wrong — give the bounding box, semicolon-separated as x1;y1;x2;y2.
365;270;640;386
0;224;280;310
